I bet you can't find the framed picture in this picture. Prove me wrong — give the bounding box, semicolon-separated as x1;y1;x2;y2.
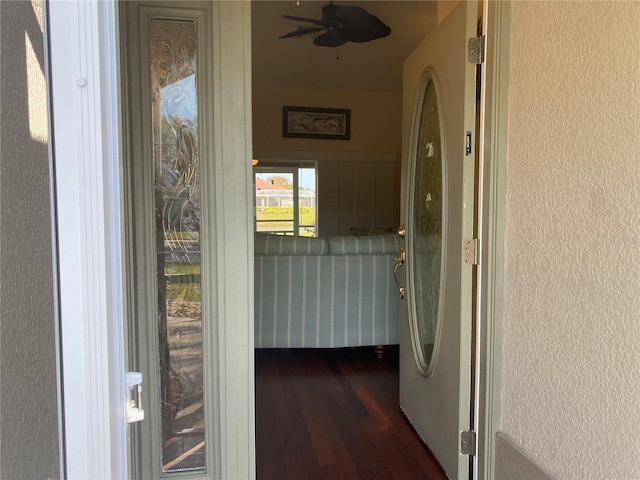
283;106;351;140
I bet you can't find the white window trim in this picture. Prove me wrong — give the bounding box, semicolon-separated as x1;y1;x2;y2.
48;1;127;478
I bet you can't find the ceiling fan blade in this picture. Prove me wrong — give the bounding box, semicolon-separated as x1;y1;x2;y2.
282;15;328;27
344;14;391;43
279;26;325;39
281;2;392;47
313;31;348;48
324;4;369;24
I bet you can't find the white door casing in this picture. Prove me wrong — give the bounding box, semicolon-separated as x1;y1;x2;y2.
475;2;510;478
48;1;127;478
398;2;479;479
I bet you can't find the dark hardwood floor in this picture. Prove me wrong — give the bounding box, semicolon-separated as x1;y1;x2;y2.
255;346;448;480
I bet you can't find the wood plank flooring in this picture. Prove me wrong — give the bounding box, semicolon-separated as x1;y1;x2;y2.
255;346;448;480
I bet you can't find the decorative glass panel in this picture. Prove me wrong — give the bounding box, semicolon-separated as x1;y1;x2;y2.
150;18;205;473
410;71;444;374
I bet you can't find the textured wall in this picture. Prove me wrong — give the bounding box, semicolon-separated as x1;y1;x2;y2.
502;1;640;478
0;1;60;478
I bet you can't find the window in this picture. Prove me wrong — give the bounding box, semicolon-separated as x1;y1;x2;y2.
254;163;317;236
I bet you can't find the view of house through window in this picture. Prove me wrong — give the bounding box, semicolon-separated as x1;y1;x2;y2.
254;164;317;236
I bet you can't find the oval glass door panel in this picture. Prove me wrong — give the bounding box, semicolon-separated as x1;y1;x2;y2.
409;69;445;376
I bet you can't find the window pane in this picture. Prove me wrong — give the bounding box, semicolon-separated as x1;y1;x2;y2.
254;167;316;236
150;17;205;473
298;168;316;237
255;172;295;234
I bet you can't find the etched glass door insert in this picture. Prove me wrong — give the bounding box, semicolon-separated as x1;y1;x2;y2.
409;70;445;376
151;17;205;473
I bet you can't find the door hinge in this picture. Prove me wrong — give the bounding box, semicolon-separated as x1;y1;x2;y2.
463;238;479;265
465;131;472;156
468;35;486;64
460;430;477;456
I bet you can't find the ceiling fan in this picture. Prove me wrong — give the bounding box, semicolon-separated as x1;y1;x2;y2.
279;1;392;48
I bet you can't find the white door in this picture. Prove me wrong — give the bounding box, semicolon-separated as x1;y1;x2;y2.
122;2;254;478
398;2;478;479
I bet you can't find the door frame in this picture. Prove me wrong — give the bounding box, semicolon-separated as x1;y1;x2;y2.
476;2;510;479
48;1;510;479
48;1;255;479
48;1;127;477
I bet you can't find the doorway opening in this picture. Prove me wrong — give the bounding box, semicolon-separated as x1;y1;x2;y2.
250;0;447;477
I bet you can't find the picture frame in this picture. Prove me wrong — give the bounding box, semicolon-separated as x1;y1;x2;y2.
282;106;351;140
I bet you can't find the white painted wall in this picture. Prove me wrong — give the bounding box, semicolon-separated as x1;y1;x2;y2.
501;1;640;478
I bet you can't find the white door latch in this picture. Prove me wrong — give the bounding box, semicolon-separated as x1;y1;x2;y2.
126;372;144;424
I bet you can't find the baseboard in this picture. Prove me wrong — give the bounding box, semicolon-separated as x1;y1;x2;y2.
494;432;553;480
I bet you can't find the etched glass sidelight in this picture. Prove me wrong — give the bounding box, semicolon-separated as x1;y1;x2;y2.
410;71;444;374
150;18;205;473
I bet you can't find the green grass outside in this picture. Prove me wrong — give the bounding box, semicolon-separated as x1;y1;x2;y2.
164;230;199;243
165;262;201;302
256;207;316;236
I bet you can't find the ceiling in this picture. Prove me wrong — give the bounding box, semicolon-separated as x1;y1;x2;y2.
251;1;439;93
